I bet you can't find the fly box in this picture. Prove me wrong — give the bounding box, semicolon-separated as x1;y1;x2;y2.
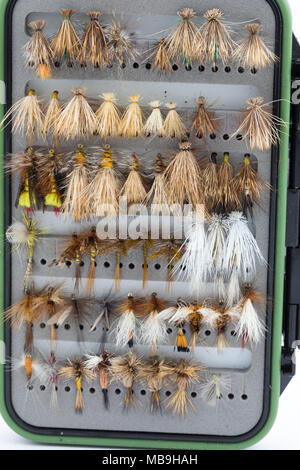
0;0;296;450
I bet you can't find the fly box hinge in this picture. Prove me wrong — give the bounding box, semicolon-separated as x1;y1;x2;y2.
281;35;300;394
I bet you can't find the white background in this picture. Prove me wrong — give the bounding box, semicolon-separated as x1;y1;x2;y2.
0;0;300;451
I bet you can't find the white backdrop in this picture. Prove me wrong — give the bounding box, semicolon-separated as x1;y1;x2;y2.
0;0;299;451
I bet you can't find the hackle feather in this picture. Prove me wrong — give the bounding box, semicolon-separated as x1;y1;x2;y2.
24;20;53;79
55;88;97;140
199;8;236;66
145;38;172;73
119;154;147;205
62;145;90;222
161;102;187;139
231;97;286;151
165;141;202;210
51;9;81;64
78;12;108;68
106;17;138;66
191;97;219;140
95;92;121;138
233;23;278;70
143;101;164;137
118;94;144;138
167;8;199;65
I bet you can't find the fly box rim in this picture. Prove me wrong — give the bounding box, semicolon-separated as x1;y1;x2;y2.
0;0;292;450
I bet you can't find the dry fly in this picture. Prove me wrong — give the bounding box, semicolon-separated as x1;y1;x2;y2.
51;9;81;65
165;141;202;210
24;20;54;79
78;12;108;68
95;93;121;138
165;360;204;417
110;352;143;409
198;9;236;66
167;8;199;65
145;38;172;73
231;97;287;151
59;358;95;412
136;358;173;412
233;23;278;70
106;16;138;66
161;102;187;139
55;88;98;140
191;97;220;140
0;89;44;145
118;94;144;138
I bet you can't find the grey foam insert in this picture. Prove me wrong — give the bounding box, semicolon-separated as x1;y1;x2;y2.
8;0;276;439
